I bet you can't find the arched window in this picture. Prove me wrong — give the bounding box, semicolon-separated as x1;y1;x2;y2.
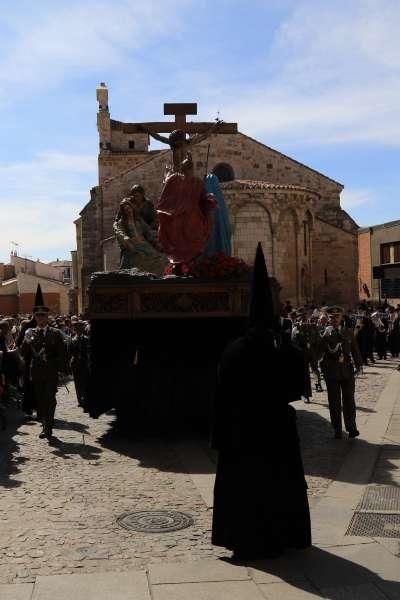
212;162;235;182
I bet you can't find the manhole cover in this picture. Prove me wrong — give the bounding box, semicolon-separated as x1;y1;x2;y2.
117;510;193;533
346;512;400;538
357;486;400;512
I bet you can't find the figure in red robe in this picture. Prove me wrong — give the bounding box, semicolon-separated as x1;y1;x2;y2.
157;137;216;264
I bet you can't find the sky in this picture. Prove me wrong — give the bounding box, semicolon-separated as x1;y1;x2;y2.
0;0;399;263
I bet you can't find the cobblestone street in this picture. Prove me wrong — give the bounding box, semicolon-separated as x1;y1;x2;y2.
0;358;398;585
298;359;398;501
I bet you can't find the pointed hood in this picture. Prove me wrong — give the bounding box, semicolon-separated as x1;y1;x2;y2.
248;242;275;331
33;284;49;314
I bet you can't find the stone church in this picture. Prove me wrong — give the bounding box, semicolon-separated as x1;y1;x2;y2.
74;83;358;312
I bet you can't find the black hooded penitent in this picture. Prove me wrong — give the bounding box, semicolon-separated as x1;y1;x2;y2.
33;284;49;314
248;242;275;331
211;242;311;559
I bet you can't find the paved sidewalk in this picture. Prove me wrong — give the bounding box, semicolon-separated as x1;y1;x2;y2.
1;364;399;598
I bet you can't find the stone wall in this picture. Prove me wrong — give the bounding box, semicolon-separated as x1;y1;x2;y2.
222;182;317;305
313;218;358;308
0;295;18;316
74;218;84;314
0;279;18;317
232;203;274;271
109;130;149;152
17;273;70;314
79;188;103;309
99;152;154;185
11;256;63;281
19;292;60;315
358;229;372;300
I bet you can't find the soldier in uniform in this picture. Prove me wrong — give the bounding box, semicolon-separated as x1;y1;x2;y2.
320;306;362;439
292;309;323;396
20;285;66;439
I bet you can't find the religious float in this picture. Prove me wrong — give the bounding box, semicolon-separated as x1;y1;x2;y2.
86;104;280;435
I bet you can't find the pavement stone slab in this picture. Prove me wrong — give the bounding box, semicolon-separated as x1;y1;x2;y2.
373;538;400;558
0;583;34;599
31;570;150;600
257;581;322;599
321;582;388;600
248;553;308;584
290;547;375;588
328;542;400;582
151;580;265;600
149;558;249;584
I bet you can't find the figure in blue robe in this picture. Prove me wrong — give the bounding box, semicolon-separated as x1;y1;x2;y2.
204;173;232;256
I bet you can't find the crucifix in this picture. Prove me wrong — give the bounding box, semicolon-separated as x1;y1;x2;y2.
125;102;238;173
113;102;237;135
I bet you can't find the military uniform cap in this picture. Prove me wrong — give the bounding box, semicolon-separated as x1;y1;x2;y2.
326;305;344;315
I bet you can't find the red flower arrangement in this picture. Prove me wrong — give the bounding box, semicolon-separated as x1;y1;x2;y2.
164;253;250;280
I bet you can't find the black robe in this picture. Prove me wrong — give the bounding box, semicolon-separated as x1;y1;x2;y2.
375;320;388;358
389;318;400;357
211;331;311;558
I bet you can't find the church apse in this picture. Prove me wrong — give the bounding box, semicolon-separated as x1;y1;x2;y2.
232;204;274;274
276;208;299;305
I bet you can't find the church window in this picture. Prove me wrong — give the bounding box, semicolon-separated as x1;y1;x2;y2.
380;243;391;264
128;140;135;149
267;163;273;169
394;242;400;263
106;142;111;150
324;269;328;285
212;163;235;182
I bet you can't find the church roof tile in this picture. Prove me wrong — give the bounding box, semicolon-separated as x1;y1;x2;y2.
221;180;320;195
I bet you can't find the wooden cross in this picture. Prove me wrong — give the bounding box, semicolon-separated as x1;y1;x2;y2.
164;103;198;130
111;102;237;135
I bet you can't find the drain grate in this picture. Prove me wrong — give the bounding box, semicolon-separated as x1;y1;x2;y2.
357;486;400;512
117;510;193;533
346;512;400;538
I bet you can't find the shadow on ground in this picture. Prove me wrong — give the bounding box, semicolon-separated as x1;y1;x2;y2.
227;545;400;598
0;398;28;488
48;435;103;461
53;418;89;433
97;425;216;473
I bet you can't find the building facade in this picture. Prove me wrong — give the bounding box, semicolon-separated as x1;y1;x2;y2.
0;256;72;315
358;220;400;305
74;84;359;312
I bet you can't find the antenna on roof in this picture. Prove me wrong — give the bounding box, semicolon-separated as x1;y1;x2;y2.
10;241;20;256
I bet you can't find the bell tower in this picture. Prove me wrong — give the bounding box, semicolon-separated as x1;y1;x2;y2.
96;82;111;150
96;83;151;184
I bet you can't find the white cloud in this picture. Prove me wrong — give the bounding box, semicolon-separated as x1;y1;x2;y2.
341;188;375;210
1;198;78;259
0;151;96;261
200;0;400;146
0;0;191;103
